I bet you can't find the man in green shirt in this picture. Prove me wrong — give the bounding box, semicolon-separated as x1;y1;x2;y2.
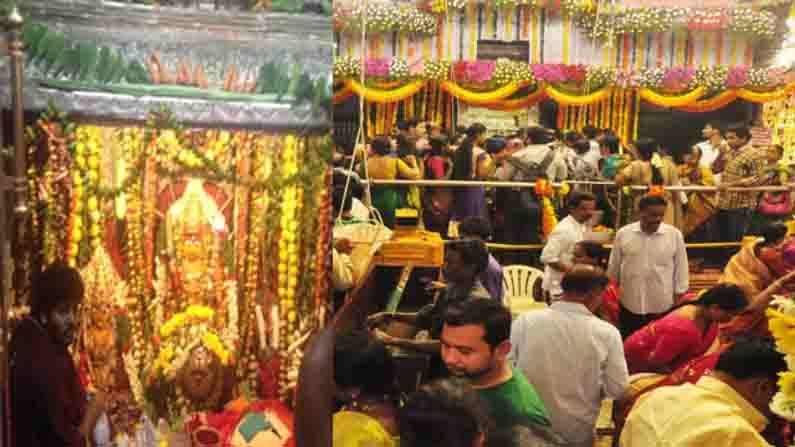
440;298;551;432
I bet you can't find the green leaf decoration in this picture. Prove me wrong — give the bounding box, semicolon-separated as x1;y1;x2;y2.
256;62;277;94
42;34;67;75
23;23;48;66
60;47;82;80
49;45;70;78
95;46;113;83
31;30;55;66
77;42;98;81
108;51;127;84
125;60;150;84
285;64;302;97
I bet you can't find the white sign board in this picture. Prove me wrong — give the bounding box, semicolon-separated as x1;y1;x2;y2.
458;105;538;135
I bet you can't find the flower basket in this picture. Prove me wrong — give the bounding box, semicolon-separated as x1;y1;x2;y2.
333;219;393;286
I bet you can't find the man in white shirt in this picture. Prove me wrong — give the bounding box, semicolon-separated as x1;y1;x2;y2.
540;192;597;300
696;122;726;181
511;265;629;447
608;195;689;339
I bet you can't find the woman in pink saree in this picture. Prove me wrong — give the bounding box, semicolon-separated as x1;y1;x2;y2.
623;284;747;375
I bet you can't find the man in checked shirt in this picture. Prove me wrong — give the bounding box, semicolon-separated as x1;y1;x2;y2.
716;123;774;249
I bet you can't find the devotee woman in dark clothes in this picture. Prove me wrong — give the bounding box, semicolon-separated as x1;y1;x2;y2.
10;261;108;446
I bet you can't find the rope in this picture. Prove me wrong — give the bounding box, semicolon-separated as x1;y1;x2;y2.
337;0;372;221
358;178;795;192
486;241;746;251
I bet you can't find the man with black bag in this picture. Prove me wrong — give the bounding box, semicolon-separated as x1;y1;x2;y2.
494;127;568;264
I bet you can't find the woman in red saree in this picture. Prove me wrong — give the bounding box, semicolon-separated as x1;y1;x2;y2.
614;271;795;446
623;284;747;375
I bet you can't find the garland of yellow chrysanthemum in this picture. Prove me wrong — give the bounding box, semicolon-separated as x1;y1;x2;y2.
439;80;527;105
546;85;611;107
151;305;232;386
278;135;301;399
639;86;705;108
481;88;547;111
737;84;795;103
677;89;739;113
346;79;427;104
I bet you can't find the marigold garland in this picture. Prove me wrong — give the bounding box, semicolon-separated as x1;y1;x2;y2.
677;90;738;113
639;86;705;107
545;85;611;106
737;84;795;103
439;80;526;104
345;79;428;104
481;88;547;111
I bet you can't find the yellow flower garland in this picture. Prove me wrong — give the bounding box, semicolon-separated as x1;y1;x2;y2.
482;87;547;111
347;79;427;104
541;197;557;240
439;80;526;105
545;85;611;106
638;86;705;108
737;84;795;103
677;90;738;113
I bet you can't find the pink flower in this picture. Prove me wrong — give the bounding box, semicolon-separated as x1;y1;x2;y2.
531;64;567;83
365;58;390;77
726;66;748;88
467;61;496;83
409;58;424;76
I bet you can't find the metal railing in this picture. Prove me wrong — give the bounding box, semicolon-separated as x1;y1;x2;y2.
343;178;793;250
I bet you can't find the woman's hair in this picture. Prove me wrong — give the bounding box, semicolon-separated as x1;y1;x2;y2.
334;330;397;396
635;137;664;185
370;136;392;156
690;284;748;312
429;136;448;157
451;124;486;181
398;135;418;158
399;380;490;447
576;241;610;269
761;223;788;246
601;134;620;155
31;261;84;317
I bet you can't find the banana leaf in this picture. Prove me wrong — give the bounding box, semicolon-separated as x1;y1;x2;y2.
285;64;302;98
60;47;82;80
30;30;55;66
108;52;127;84
49;46;70;78
77;42;98;81
95;47;113;84
23;23;47;67
42;34;67;75
256;62;276;94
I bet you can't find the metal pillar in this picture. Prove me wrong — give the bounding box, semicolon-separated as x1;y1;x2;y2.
3;7;27;447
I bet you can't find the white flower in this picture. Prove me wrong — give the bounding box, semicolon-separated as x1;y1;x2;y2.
771;391;795;421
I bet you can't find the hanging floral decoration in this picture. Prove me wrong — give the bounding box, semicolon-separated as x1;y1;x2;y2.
338;57;795;96
335;0;437;35
729;7;777;40
335;0;785;39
